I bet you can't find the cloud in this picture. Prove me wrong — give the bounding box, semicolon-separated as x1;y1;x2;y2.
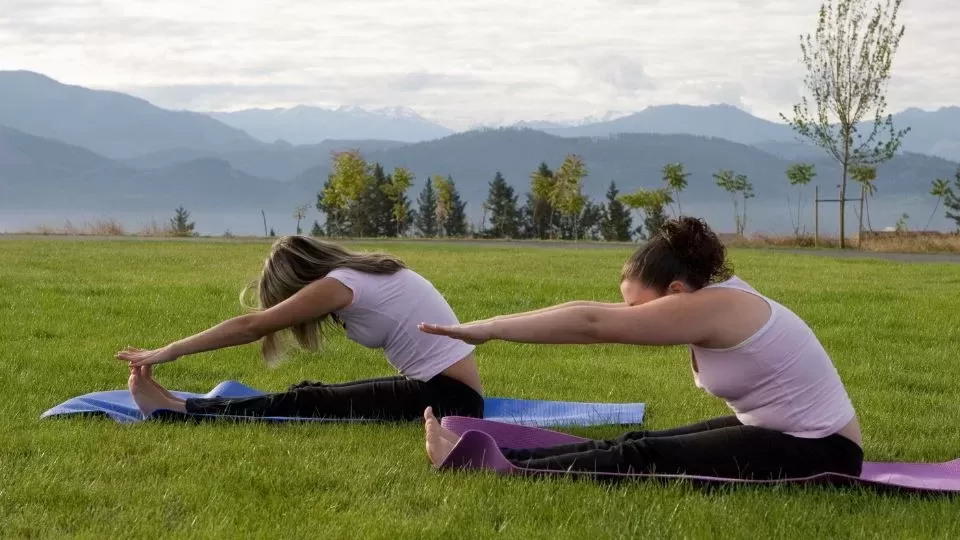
0;0;957;128
577;55;656;92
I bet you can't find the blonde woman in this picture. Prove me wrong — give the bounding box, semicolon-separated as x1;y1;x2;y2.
117;236;484;421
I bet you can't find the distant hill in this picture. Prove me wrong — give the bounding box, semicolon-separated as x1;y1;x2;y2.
285;128;959;210
0;125;281;210
536;104;960;162
0;70;262;159
208;105;454;145
123;139;410;182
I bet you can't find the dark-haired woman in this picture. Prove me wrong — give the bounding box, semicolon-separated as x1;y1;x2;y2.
116;236;484;421
420;217;863;481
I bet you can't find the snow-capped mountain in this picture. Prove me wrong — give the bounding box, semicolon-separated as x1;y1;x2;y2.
208;105;454;145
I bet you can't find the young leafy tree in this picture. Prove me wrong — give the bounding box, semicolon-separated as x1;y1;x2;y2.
944;167;960;231
925;177;952;232
713;170;754;238
381;167;414;236
551;154;588;239
662;162;690;215
316;175;351;237
320;150;372;237
601;181;633;242
620;188;673;240
433;175;453;237
850;165;877;244
293;204;308;235
485;172;521;238
169;206;195;237
414;176;438;237
781;0;908;248
785;163;817;237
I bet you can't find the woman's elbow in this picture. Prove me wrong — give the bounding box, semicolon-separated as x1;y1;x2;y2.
237;314;268;343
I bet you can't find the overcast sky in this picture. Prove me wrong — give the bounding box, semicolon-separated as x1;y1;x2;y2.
1;0;955;129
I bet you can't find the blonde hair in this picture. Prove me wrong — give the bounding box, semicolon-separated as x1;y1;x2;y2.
242;236;405;365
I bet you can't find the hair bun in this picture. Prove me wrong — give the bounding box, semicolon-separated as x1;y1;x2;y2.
659;216;731;286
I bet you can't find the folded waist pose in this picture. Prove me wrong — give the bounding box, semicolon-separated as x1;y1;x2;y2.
420;216;863;480
116;236;483;421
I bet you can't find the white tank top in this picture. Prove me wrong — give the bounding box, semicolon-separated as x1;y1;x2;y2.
324;267;474;381
690;276;857;438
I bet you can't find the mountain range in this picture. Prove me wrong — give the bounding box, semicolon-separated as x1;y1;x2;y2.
1;70;958;233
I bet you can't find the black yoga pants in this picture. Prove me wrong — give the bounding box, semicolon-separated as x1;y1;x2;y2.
502;415;863;480
184;373;484;421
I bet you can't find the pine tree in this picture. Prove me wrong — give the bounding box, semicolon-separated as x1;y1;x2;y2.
310;220;324;236
601;181;633;241
443;176;468;237
485;172;520;238
357;163;394;237
529;162;557;239
415;177;438;237
169;206;195;237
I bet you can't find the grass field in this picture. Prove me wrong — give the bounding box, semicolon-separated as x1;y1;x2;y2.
1;238;959;538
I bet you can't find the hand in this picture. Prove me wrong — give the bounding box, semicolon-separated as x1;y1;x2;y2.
418;322;492;345
115;345;179;367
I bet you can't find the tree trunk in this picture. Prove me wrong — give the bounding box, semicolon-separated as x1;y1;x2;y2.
857;184;865;250
839;133;851;249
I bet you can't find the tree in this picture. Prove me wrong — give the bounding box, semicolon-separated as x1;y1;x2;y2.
529;162;558;239
575;200;605;241
601;181;633;242
850;165;877;245
785;163;817;237
269;227;276;237
433;175;453;237
316;175;352;237
552;154;589;239
310;220;323;236
169;206;195;237
442;176;468;237
414;177;438;237
293;204;308;235
620;188;673;240
381;167;414;236
944;167;960;231
485;172;521;238
662;163;690;215
781;0;908;248
713;170;755;238
320;150;372;237
925;177;952;232
357;163;394;237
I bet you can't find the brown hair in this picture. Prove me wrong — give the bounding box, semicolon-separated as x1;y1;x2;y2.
621;216;733;292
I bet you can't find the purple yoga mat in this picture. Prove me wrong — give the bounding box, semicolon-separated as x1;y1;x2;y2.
437;416;960;494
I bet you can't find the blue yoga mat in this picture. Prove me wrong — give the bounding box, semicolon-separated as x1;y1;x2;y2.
40;380;646;428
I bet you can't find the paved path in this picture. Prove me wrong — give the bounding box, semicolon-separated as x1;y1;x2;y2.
2;234;958;263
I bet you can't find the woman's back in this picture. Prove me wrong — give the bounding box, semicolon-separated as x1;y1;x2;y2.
690;276;858;440
326;267;476;382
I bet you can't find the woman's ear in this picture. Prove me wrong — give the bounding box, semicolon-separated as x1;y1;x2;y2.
666;280;690;295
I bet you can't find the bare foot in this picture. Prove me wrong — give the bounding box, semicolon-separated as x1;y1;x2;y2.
424;407;459;466
129;367;187;416
138;366;185;405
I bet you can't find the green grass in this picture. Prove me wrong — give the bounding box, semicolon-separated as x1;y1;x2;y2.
1;238;959;539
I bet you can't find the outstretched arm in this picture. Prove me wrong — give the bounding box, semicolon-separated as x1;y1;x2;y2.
420;292;721;347
117;277;353;366
484;300;624;323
